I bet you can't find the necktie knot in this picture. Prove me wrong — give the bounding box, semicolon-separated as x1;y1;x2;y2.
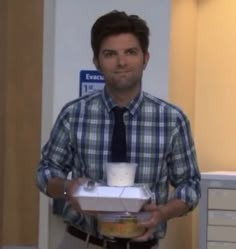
113;106;127;121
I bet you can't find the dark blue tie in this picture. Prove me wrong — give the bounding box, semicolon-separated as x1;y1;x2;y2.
111;107;128;162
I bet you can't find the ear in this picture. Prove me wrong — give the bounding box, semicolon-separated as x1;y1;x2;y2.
93;57;100;70
143;52;150;70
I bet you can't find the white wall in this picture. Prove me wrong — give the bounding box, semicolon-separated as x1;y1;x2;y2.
40;0;171;248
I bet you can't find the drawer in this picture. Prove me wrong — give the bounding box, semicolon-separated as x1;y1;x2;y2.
208;242;236;249
208;210;236;226
208;226;236;242
208;189;236;210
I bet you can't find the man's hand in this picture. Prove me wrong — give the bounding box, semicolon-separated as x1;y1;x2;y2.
65;177;88;212
133;199;189;241
132;203;165;241
65;178;99;216
47;177;97;215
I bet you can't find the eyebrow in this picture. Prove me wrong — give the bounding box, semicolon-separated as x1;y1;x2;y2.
101;47;140;54
101;49;116;54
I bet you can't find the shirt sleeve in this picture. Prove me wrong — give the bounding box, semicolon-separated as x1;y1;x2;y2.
167;113;201;210
36;107;75;195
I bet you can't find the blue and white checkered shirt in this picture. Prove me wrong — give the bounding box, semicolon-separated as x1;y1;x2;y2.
36;89;201;239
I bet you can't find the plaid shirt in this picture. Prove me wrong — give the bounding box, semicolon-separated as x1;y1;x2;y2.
36;89;201;239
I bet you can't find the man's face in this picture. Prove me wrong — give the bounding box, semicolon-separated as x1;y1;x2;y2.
93;33;149;94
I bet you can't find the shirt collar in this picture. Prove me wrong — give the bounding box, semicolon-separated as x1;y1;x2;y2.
102;88;144;116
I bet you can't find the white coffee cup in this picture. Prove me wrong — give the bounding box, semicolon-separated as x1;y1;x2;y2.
105;162;137;186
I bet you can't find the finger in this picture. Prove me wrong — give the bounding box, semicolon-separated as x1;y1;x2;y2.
83;211;98;217
138;215;158;228
142;203;158;211
132;228;155;242
76;177;90;185
139;211;163;232
70;199;81;211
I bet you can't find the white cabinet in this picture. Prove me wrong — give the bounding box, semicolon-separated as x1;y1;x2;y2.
199;172;236;249
207;242;236;249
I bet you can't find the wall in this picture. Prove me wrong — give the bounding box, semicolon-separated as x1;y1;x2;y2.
169;0;198;125
169;1;236;249
0;0;43;247
195;0;236;171
0;0;6;246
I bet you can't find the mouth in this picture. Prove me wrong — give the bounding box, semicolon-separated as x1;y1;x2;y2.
115;71;130;74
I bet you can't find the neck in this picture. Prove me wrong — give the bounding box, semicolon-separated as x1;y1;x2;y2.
105;85;141;107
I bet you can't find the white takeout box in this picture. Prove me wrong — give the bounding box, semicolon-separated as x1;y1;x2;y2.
73;184;152;212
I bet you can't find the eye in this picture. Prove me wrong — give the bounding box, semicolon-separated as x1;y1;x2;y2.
126;49;138;55
103;51;116;58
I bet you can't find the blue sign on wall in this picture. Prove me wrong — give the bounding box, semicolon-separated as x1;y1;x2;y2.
79;70;105;96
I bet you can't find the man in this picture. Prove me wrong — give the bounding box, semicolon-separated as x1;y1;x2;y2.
36;10;201;249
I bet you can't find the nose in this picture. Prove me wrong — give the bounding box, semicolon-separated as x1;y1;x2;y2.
117;53;127;67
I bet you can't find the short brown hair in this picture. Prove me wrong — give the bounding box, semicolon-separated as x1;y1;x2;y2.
91;10;150;58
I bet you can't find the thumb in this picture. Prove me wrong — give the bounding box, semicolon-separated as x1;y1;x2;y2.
142;203;158;211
